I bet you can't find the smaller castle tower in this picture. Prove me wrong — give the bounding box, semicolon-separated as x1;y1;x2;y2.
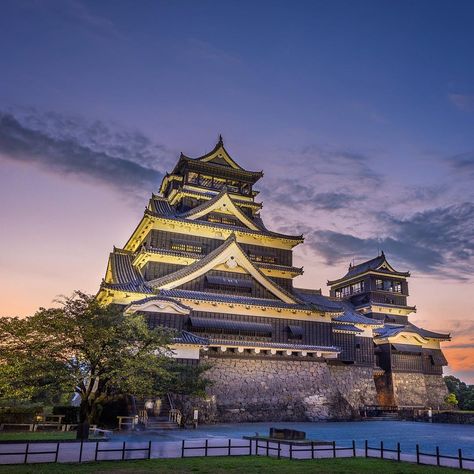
328;253;450;408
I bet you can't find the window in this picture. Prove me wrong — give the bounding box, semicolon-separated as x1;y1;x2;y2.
377;279;403;293
207;214;239;226
341;286;351;297
170;241;202;254
187;172;199;184
249;253;277;264
351;281;364;294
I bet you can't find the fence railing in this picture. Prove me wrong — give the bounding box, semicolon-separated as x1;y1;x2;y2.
364;440;474;469
0;438;473;469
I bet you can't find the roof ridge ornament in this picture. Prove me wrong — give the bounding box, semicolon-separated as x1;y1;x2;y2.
218;134;224;146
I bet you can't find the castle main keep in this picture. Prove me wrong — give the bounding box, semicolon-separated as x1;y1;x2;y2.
97;137;450;421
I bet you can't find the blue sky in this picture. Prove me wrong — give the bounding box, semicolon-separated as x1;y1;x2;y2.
0;0;473;380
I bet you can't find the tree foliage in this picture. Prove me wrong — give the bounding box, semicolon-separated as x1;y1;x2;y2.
0;292;209;429
444;376;474;410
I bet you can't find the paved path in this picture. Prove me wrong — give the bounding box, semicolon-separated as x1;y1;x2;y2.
0;438;472;470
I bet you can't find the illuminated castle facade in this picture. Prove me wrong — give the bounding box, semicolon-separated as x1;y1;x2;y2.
97;138;450;421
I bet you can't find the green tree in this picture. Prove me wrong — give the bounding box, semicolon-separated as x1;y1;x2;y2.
444;375;474;410
0;292;182;437
444;392;458;407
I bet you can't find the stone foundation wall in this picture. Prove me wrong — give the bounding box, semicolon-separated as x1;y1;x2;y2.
202;357;377;422
391;372;448;407
424;374;449;408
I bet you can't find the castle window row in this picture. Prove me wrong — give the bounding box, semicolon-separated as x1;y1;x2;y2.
186;172;252;195
375;279;402;293
206;213;240;226
170;239;203;254
335;281;365;298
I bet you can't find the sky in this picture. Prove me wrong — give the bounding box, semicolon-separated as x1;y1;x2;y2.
0;0;473;382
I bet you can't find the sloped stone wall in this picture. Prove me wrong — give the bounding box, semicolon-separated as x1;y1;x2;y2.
328;365;378;411
391;372;448;407
392;372;427;406
424;374;449;408
203;357;377;422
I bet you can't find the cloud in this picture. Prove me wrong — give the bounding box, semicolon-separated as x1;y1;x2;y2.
306;203;474;280
0;110;170;198
448;93;474;112
446;151;474;177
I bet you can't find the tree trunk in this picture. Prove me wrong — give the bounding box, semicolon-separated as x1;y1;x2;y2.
76;399;90;440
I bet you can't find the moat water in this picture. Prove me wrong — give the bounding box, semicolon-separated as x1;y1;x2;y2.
114;421;474;457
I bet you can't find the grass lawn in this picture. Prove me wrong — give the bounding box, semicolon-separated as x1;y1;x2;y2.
0;456;467;473
0;432;99;441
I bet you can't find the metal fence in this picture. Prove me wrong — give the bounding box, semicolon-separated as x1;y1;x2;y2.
0;438;472;469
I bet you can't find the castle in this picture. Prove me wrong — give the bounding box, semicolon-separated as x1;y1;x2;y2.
97;137;450;421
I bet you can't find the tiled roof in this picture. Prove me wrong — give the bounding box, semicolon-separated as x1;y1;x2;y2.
101;281;154;294
332;323;364;333
327;252;410;285
103;250;153;294
173;331;209;345
333;309;382;326
110;251;144;284
294;288;343;312
124;295;192;311
157;288;306;310
149;197;175;216
374;323;450;340
208;338;340;353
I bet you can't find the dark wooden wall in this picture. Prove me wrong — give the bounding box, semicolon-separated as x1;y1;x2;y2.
144;310;333;346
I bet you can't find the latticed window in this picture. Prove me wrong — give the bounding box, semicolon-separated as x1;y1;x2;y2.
249;253;277;264
170;241;202;254
207;214;239;226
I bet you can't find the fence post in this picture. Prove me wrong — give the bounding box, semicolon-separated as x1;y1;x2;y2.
266;439;269;457
397;442;400;462
458;449;463;470
278;441;281;460
256;440;258;456
365;440;368;458
55;442;60;463
95;441;99;462
311;441;314;460
352;440;356;457
380;441;384;459
24;442;29;464
249;439;252;456
79;440;84;463
148;440;152;459
436;446;440;466
332;441;336;458
181;440;185;458
289;443;293;460
416;444;420;465
228;438;231;456
205;439;208;457
122;441;126;461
